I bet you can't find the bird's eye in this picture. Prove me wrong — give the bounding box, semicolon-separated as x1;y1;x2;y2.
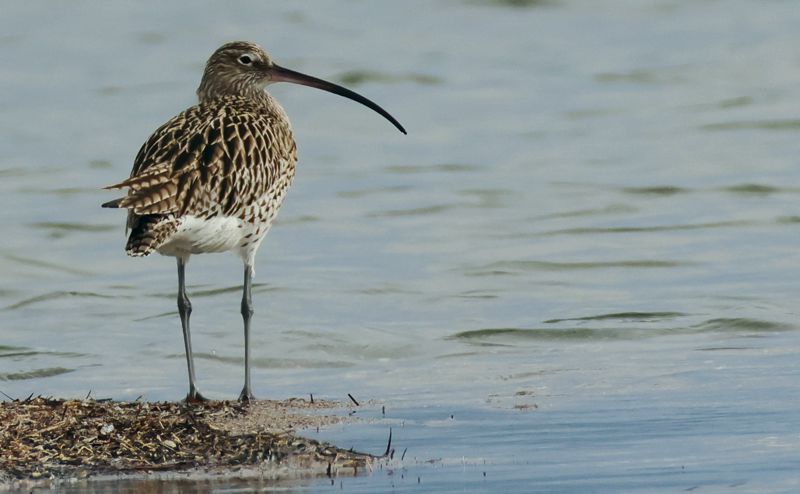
238;55;253;65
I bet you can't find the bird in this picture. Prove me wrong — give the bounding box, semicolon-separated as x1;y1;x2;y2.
102;41;406;402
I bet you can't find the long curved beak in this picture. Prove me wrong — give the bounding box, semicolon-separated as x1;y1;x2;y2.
271;64;407;135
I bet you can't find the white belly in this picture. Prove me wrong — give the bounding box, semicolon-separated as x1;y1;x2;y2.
154;178;290;266
158;215;253;258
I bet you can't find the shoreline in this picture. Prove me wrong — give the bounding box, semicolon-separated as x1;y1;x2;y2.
0;396;381;489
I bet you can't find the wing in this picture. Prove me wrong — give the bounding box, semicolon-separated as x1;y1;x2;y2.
103;99;296;220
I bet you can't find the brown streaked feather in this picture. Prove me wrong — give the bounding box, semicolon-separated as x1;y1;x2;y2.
125;214;179;257
104;95;296;241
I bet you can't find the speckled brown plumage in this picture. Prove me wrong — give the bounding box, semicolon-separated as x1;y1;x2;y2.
104;65;296;260
101;41;404;402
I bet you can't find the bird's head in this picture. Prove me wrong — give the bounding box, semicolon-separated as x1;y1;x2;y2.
198;41;406;134
198;41;275;96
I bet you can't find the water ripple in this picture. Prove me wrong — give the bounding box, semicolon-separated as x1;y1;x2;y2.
595;68;686;85
721;184;788;196
530;204;637;221
465;259;686;276
276;214;320;225
384;163;478;174
691;318;794;332
1;254;94;276
335;70;442;87
544;312;686;324
147;282;278;300
458;188;512;208
369;204;455;217
29;221;116;238
133;311;175;322
701;119;800;131
621;186;689;196
449;316;794;345
0;167;29;178
19;186;100;197
190;352;353;369
338;185;412;199
0;346;88;360
536;220;752;236
0;367;75;381
715;96;753;109
468;0;558;7
449;327;608;343
6;291;115;310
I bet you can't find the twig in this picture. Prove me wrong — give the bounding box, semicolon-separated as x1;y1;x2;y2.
382;427;393;458
347;393;359;406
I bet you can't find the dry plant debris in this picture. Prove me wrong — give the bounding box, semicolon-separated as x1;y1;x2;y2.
0;396;371;482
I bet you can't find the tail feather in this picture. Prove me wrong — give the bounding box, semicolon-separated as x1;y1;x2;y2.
103;166;172;191
125;214;178;257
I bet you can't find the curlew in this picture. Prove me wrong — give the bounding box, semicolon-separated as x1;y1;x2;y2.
102;41;405;402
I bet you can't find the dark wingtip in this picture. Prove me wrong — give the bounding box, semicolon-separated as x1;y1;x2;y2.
101;199;122;208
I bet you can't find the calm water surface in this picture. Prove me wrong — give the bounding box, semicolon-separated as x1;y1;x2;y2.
1;1;799;492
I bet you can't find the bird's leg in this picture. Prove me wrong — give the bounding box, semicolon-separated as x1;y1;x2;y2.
239;263;255;402
177;257;205;402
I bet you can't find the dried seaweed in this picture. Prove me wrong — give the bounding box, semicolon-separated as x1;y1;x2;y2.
0;397;370;481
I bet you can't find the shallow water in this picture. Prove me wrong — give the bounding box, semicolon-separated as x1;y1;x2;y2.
2;0;800;492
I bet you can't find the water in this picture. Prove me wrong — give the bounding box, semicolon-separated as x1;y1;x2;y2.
2;0;799;492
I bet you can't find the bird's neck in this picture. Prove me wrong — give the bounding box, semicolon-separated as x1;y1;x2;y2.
197;82;265;102
196;85;291;126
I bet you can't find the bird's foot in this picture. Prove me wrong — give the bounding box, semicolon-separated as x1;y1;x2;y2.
185;389;207;404
238;388;255;403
